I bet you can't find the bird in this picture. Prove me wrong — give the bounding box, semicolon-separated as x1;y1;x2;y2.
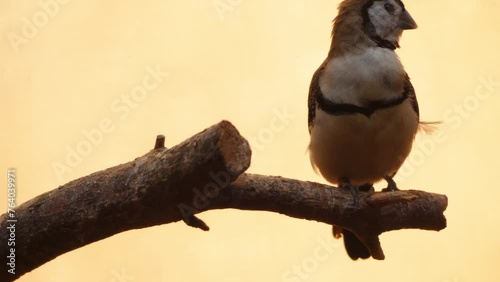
307;0;420;260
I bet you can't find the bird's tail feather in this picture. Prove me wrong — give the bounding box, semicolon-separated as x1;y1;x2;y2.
418;121;441;135
333;226;371;260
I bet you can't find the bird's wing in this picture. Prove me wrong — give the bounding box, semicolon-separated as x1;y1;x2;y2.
308;61;327;134
404;73;420;120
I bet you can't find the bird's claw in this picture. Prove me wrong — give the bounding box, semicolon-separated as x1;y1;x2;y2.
339;178;360;206
382;176;399;192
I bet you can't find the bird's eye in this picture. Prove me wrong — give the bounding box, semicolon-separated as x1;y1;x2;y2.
384;3;395;13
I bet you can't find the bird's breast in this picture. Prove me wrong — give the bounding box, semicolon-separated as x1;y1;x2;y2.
320;48;406;106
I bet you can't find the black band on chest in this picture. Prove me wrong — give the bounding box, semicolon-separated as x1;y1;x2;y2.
316;91;409;118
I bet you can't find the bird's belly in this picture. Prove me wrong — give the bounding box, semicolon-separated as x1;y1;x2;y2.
308;100;419;185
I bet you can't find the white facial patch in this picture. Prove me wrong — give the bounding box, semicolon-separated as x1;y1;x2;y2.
368;0;404;43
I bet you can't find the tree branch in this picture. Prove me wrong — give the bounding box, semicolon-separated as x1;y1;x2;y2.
0;121;447;281
212;174;447;260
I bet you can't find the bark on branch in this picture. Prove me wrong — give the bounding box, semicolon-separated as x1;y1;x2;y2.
0;121;447;281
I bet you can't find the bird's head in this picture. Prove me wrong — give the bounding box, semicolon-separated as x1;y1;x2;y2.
363;0;417;47
330;0;417;55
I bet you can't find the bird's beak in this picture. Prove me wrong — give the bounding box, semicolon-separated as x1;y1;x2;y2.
399;9;418;30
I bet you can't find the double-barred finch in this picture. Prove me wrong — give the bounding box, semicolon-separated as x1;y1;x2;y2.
308;0;420;260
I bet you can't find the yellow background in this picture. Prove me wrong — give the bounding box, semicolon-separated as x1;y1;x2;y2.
2;0;499;281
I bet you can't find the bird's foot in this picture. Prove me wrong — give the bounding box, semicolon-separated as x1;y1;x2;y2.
339;178;360;206
358;183;375;194
382;176;399;192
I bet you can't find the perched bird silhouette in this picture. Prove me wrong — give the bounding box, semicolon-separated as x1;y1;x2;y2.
308;0;420;260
